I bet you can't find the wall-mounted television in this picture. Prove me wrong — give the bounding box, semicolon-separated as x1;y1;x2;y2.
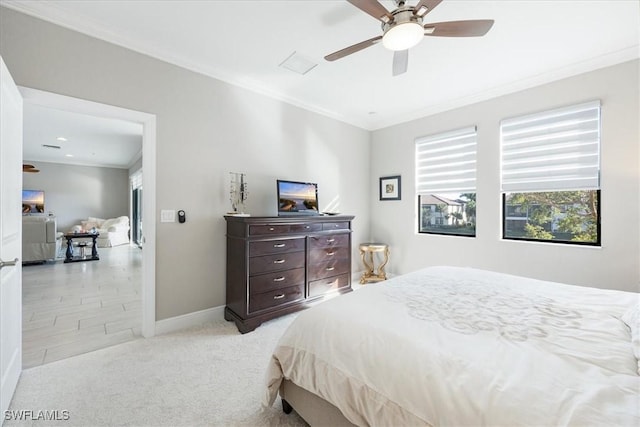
277;180;319;216
22;189;45;214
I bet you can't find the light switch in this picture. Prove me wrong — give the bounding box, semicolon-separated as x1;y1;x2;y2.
160;210;176;223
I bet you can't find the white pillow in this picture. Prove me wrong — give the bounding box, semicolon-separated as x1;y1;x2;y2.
101;218;116;229
88;217;105;227
621;304;640;375
81;220;99;230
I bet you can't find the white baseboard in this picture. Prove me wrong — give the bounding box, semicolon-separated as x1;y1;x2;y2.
154;273;389;336
155;305;226;335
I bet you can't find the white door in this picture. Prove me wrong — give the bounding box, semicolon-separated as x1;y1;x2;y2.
0;55;23;422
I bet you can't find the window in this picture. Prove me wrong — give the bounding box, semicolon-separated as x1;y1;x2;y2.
500;101;601;245
416;126;477;236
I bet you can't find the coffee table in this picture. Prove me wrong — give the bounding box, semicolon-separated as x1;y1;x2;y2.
64;232;100;263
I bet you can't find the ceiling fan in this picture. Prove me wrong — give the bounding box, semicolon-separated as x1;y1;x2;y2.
23;164;40;173
325;0;494;76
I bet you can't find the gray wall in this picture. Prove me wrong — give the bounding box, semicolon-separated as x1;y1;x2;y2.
128;157;142;176
4;5;636;324
0;7;371;320
22;161;129;231
370;60;639;293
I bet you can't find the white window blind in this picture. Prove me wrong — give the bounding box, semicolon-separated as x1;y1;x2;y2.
501;100;600;192
131;171;142;189
415;126;477;193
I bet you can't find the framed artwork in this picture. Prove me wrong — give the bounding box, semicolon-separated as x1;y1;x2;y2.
379;175;401;201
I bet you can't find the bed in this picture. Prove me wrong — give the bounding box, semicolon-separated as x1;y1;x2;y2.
263;266;640;426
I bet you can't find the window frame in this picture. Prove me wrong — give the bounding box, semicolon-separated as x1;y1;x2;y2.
501;190;601;246
500;101;601;246
415;126;477;238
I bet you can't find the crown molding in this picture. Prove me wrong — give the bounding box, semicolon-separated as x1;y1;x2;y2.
3;1;638;133
368;45;640;131
0;1;367;129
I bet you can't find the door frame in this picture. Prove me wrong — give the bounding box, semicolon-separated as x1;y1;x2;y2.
20;87;157;338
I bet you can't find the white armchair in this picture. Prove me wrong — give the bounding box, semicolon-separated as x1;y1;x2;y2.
69;216;130;248
22;216;62;263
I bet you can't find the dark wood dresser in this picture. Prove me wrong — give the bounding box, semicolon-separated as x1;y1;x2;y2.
224;215;355;333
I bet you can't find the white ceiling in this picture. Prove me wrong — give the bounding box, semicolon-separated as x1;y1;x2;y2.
23;103;142;169
4;0;640;135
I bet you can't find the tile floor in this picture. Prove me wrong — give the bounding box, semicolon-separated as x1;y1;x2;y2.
21;244;142;369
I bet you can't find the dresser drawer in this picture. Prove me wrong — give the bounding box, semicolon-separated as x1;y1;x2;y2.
249;268;305;294
308;259;350;281
309;246;350;264
309;233;350;250
322;222;350;231
249;224;290;236
249;284;304;313
290;223;322;233
249;251;305;275
249;238;305;257
309;274;350;298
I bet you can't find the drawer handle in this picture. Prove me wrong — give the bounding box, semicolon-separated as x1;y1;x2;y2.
269;227;275;231
273;294;285;300
326;251;336;256
273;259;286;264
273;243;286;248
334;224;340;228
273;276;285;282
326;266;335;271
327;238;335;243
305;225;310;229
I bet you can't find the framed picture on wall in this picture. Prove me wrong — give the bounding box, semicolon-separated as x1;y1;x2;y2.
379;175;401;201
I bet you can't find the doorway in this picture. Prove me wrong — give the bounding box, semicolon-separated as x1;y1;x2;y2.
19;87;156;366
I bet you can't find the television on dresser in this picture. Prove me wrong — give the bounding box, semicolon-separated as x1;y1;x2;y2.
277;180;319;216
22;189;45;214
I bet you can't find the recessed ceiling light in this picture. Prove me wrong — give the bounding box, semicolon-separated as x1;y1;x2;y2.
65;154;74;157
56;137;67;141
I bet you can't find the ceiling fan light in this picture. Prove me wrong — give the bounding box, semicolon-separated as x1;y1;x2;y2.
382;22;424;51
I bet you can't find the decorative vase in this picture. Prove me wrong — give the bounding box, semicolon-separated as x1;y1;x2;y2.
228;172;250;216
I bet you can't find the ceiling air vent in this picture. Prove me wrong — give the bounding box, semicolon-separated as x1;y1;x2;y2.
279;51;317;75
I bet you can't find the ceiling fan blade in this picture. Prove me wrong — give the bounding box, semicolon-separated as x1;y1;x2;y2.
414;0;443;17
347;0;393;23
325;35;383;61
392;50;408;76
424;20;495;37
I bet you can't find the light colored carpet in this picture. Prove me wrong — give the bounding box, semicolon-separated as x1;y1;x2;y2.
6;314;307;426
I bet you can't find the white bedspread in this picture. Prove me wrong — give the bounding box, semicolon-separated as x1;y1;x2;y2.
264;266;640;426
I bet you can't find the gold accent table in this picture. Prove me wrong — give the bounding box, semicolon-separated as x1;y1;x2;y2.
359;243;389;284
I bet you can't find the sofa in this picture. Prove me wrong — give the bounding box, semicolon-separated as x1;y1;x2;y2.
22;216;63;263
69;216;130;248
